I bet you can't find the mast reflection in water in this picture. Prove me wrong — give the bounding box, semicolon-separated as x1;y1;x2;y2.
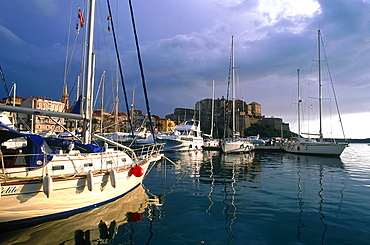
144;145;369;244
3;144;370;244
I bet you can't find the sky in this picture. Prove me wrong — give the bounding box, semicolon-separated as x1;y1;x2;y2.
0;0;370;139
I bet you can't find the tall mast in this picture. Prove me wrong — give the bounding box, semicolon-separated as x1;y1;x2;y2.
297;68;301;137
82;0;96;144
210;80;215;137
231;36;236;139
130;87;135;128
100;71;105;133
318;29;323;141
114;77;119;132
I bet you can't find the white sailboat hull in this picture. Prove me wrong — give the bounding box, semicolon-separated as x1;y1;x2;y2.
221;140;254;154
1;184;151;245
0;150;162;229
283;142;347;156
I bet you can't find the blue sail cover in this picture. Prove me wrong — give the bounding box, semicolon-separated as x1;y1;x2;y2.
0;124;54;170
44;138;104;153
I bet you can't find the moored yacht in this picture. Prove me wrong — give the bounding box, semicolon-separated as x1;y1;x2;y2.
157;120;203;152
220;36;254;154
0;0;163;230
283;29;347;156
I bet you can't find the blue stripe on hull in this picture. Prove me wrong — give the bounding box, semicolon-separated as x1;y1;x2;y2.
0;183;141;232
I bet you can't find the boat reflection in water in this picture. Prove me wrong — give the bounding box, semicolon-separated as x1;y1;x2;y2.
282;153;345;243
1;184;162;245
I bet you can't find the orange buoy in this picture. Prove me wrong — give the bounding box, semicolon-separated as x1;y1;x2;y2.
131;166;143;177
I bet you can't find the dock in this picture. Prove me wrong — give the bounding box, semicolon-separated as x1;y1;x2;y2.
254;145;283;151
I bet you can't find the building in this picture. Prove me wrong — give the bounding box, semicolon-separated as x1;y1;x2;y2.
249;102;262;117
165;108;195;124
21;97;66;133
155;118;176;133
1;96;26;106
193;98;263;138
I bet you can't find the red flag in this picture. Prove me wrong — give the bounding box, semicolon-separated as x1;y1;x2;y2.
78;8;84;27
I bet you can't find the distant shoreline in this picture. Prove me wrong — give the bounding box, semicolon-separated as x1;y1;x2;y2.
329;139;370;143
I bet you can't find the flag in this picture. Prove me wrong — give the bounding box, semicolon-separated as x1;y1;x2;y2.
78;8;84;28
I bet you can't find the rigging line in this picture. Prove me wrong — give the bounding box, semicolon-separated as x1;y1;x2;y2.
63;1;74;88
93;71;105;108
320;36;346;139
65;35;79;88
302;39;318;132
128;0;157;143
299;37;316;70
224;44;233;139
106;0;135;137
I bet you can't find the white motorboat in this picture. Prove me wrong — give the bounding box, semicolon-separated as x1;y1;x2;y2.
157;120;203;152
107;127;154;145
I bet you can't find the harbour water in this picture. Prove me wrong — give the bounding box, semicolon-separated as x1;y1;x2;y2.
2;144;370;244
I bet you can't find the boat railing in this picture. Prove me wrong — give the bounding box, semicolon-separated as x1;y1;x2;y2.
0;143;165;180
133;143;164;161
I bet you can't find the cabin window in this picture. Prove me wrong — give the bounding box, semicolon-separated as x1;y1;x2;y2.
106;160;113;165
84;163;93;167
52;165;64;171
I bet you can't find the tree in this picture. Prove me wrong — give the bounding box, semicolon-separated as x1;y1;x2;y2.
244;123;297;139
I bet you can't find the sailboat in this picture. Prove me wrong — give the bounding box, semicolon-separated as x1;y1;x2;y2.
221;36;254;154
283;29;348;156
0;0;163;230
203;80;221;150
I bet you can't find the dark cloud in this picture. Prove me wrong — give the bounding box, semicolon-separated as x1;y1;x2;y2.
0;0;369;137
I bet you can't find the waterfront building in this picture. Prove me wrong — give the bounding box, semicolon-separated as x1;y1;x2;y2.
20;97;66;133
155;118;176;133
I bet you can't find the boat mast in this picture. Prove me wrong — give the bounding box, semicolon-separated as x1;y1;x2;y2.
318;29;323;142
114;77;119;132
100;71;105;133
82;0;96;144
130;87;135;128
231;36;236;140
210;80;215;137
297;68;301;138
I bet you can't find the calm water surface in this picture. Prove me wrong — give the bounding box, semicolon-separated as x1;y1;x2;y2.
2;144;370;244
